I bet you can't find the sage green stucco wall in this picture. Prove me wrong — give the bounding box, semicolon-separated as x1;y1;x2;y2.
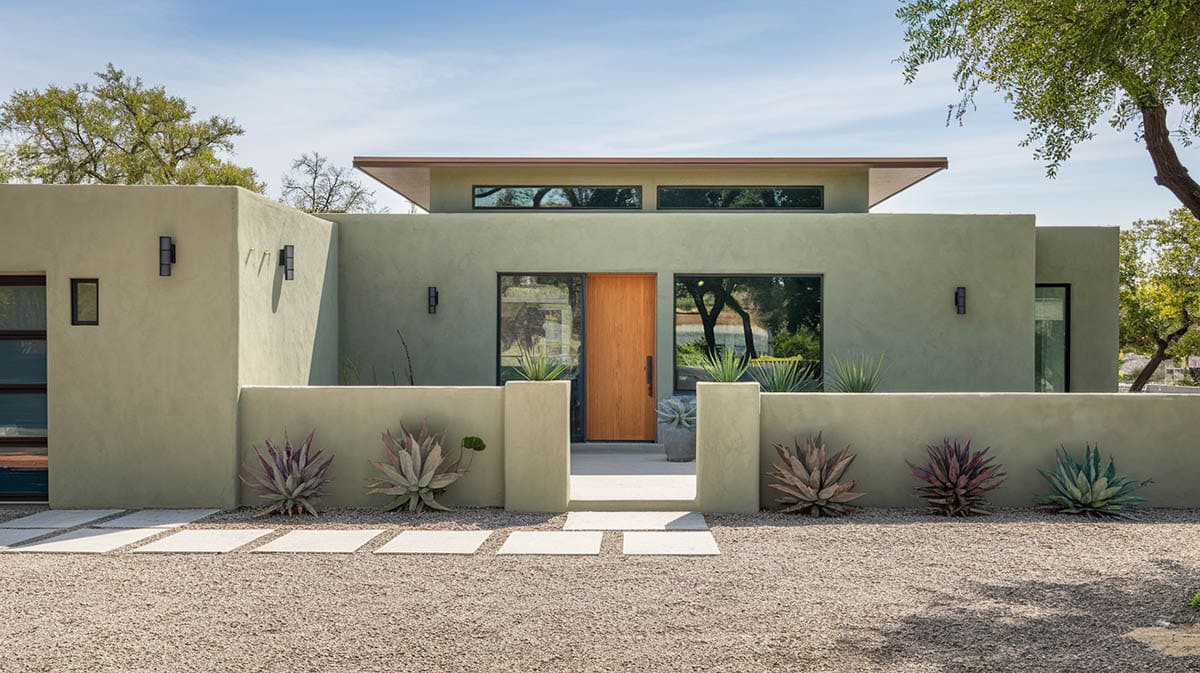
0;185;241;507
330;212;1038;395
429;166;870;213
1035;227;1119;392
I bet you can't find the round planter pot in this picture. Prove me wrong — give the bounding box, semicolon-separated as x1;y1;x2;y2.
659;422;696;462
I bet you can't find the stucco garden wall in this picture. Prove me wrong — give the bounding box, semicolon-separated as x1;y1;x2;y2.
754;392;1200;509
330;212;1044;396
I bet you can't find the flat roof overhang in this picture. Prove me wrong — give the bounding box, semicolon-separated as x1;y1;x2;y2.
352;156;949;211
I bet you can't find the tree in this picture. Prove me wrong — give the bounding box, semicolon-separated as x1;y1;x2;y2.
897;1;1200;220
1120;209;1200;391
279;152;381;213
0;64;262;190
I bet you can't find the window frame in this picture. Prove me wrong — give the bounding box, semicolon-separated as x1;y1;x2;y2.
1034;283;1071;393
70;278;100;326
472;185;644;210
656;185;825;211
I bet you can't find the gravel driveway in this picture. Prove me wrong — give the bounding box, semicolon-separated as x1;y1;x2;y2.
1;506;1198;672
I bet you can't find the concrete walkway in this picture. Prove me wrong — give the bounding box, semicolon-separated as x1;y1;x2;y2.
569;445;696;509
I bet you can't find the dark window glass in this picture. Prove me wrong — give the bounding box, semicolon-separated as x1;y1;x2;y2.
498;274;585;439
474;186;642;209
1035;285;1069;392
0;341;47;385
0;283;47;330
0;393;47;436
674;276;822;391
0;276;47;499
658;186;823;210
71;279;99;326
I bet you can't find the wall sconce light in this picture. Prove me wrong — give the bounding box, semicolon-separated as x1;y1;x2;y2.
955;286;967;314
428;286;439;314
279;244;295;281
159;236;176;276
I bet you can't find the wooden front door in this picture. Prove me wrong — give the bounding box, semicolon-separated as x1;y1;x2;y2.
585;274;656;441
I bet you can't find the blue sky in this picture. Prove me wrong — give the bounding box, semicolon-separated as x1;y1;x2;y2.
0;0;1187;224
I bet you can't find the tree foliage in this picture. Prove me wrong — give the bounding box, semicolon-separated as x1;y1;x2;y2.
897;0;1200;218
279;151;380;213
0;64;262;190
1119;208;1200;390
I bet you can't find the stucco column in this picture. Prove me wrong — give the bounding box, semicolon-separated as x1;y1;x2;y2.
503;380;571;512
696;382;761;513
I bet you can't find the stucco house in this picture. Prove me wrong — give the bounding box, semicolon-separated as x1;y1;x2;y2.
0;156;1118;505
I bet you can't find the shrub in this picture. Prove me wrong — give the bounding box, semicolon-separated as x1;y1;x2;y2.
828;353;884;392
514;346;570;380
1189;592;1200;611
907;438;1006;516
366;421;474;512
1037;444;1151;518
240;430;334;518
768;433;864;516
750;359;820;392
770;327;821;361
701;348;749;382
656;397;697;429
675;339;711;367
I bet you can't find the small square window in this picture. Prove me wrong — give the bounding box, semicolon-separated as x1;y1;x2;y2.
71;279;99;326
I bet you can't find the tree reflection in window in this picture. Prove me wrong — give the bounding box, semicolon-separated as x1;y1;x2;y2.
474;186;642;209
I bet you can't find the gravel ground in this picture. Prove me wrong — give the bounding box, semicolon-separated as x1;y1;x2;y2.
1;506;1199;672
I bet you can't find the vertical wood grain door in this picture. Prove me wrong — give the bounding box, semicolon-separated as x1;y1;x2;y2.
585;274;656;441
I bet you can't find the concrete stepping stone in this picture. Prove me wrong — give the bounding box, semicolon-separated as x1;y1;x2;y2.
0;509;123;529
374;530;492;555
623;531;720;556
252;529;384;553
15;527;162;553
497;531;602;555
133;529;273;554
96;509;220;529
563;511;707;531
0;528;58;551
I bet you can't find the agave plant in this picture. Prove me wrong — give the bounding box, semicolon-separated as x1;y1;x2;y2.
768;433;864;516
655;397;697;428
1037;444;1151;518
829;353;884;392
751;359;820;392
240;430;334;517
367;421;471;512
906;438;1006;516
515;346;570;381
701;348;749;382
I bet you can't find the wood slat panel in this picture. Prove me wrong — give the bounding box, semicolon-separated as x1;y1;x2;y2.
585;274;656;441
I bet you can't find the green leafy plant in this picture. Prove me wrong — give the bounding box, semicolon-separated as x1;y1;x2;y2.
1188;591;1200;611
701;348;749;382
655;397;697;429
1037;445;1151;518
514;346;570;380
750;359;820;392
461;436;487;451
770;327;821;361
240;430;334;518
768;433;864;516
366;421;475;512
907;438;1006;517
675;339;711;367
829;353;884;392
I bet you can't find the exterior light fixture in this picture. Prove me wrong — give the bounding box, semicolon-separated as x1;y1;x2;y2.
279;244;295;280
428;286;439;314
955;286;967;314
159;236;176;276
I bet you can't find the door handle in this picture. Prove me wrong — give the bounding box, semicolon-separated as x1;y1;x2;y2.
646;355;654;397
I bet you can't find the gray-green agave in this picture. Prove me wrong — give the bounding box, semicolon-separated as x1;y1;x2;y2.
655;397;697;428
367;421;468;512
1038;444;1151;518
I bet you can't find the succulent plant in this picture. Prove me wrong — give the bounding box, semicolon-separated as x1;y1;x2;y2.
461;436;487;451
828;353;884;392
768;433;864;516
514;346;570;380
367;420;469;512
240;430;334;518
701;348;749;382
1037;444;1151;518
750;359;820;392
655;397;697;428
907;438;1006;516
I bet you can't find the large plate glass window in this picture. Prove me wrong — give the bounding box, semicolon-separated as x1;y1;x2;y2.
0;275;47;500
474;186;641;209
1035;285;1070;392
497;274;585;439
658;186;823;210
673;275;822;392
